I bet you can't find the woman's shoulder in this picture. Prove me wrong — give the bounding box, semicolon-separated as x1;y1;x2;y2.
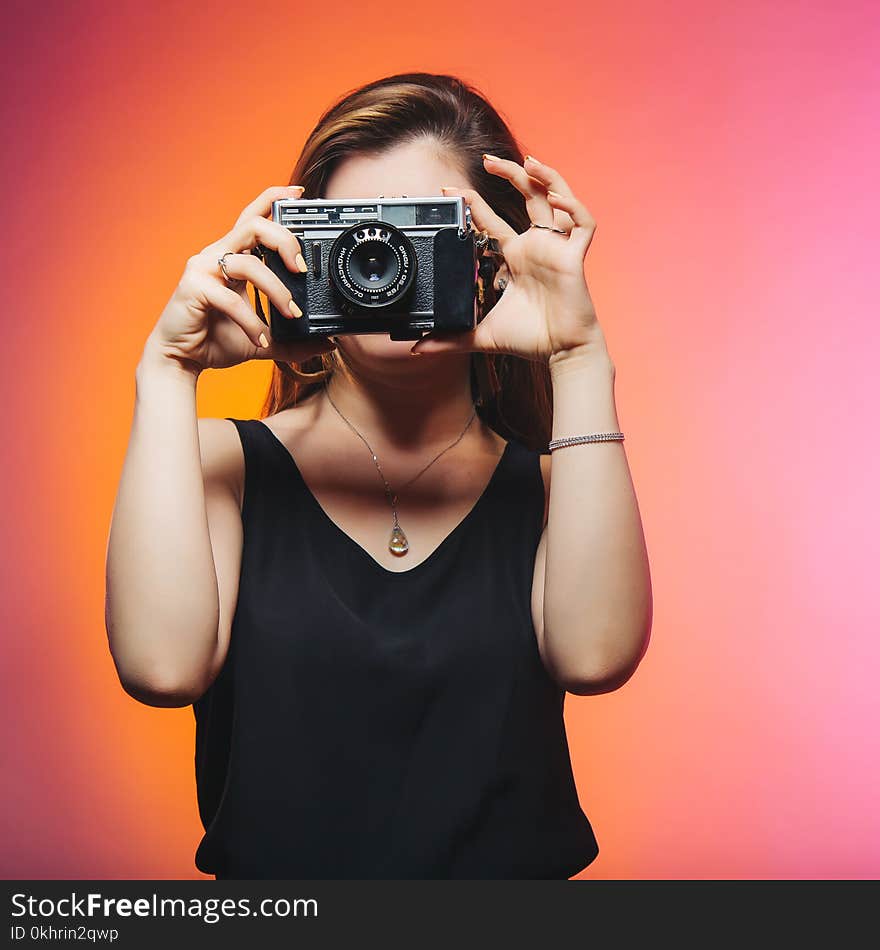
196;417;251;506
209;401;316;446
197;405;317;499
197;417;247;476
500;434;551;530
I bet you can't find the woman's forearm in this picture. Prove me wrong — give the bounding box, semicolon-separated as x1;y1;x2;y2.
542;348;653;692
104;340;220;704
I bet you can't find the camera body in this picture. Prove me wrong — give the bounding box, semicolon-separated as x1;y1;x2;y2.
261;195;483;342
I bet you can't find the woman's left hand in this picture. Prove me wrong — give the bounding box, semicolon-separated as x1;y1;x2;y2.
410;154;607;366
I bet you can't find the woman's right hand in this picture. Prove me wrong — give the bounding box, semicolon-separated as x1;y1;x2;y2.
144;184;337;374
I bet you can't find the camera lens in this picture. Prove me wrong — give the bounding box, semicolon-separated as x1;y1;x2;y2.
350;240;396;289
328;221;417;309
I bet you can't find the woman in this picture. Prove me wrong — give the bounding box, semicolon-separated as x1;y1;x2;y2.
104;72;653;880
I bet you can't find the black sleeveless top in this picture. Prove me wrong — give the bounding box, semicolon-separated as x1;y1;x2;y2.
192;417;600;879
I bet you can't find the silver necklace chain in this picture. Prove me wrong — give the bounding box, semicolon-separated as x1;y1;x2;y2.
322;377;478;556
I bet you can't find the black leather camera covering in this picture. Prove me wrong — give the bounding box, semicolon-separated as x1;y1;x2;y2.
263;227;478;343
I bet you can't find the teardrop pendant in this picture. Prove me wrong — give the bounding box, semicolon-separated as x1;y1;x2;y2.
389;525;409;556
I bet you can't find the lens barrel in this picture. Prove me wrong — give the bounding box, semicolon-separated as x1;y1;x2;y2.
328;222;417;309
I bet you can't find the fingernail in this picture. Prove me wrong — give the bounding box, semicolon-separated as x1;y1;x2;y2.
289;298;302;318
525;154;541;164
258;332;269;348
289;184;305;192
547;190;561;198
295;252;308;273
482;153;502;162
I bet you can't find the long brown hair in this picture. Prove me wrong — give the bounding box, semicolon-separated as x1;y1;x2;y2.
260;71;552;453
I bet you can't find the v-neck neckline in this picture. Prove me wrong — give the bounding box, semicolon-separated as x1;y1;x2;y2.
254;419;513;577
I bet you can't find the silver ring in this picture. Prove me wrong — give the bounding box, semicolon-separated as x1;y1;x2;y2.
218;251;241;284
530;222;568;235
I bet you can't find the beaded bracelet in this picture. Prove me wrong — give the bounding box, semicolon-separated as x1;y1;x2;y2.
548;432;625;452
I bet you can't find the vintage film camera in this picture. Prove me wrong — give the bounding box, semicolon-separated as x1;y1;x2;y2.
257;195;503;343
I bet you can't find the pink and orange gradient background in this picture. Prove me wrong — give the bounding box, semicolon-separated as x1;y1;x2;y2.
2;0;878;879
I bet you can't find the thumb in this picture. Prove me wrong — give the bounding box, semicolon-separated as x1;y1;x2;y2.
262;337;338;363
410;330;475;356
410;320;497;356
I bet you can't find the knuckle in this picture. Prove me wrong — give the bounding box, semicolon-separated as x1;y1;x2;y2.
226;220;246;243
245;214;265;236
185;252;207;271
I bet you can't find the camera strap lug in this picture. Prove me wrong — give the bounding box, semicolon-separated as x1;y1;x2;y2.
461;209;504;259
